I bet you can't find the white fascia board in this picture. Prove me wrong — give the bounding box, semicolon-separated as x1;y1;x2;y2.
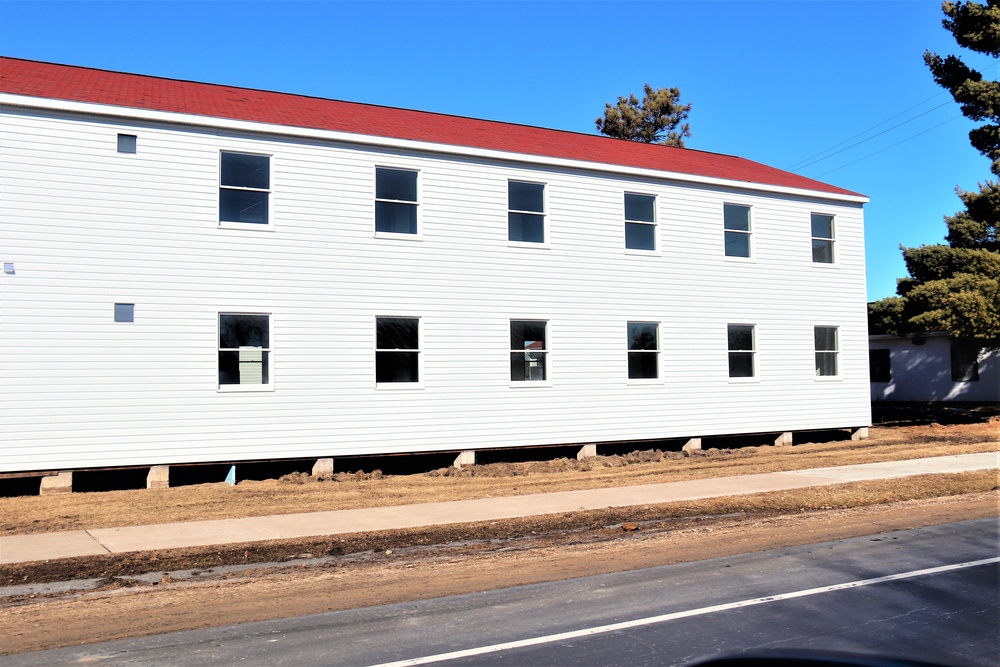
1;93;869;204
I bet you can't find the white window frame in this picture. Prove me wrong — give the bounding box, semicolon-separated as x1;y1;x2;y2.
627;321;661;383
219;150;273;231
375;316;423;389
811;213;836;264
727;323;756;381
510;319;551;386
374;166;421;240
723;203;753;260
624;192;658;254
814;325;840;378
218;312;274;392
507;180;548;247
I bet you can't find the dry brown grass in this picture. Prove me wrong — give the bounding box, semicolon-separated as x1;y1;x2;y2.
1;423;996;536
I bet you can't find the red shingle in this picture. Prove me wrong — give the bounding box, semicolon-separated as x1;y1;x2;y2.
0;57;862;197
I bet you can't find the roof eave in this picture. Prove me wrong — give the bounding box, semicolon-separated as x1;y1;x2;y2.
0;92;870;204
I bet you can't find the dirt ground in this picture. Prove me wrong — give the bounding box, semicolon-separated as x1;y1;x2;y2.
2;421;997;536
0;419;997;655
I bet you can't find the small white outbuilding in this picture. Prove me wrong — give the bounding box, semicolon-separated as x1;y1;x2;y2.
869;334;999;403
0;58;871;478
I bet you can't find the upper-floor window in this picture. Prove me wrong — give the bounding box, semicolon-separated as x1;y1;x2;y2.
220;152;270;225
376;317;420;383
869;349;890;383
811;213;835;263
724;204;751;258
511;320;548;381
625;193;656;251
728;324;755;378
627;322;659;379
219;313;271;388
951;342;980;382
815;326;839;376
376;167;418;235
508;181;545;243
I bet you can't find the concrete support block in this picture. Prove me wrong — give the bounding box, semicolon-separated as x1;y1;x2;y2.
147;465;170;489
40;472;73;495
453;450;475;469
775;432;793;447
312;458;334;477
682;438;702;453
577;444;597;460
852;427;870;441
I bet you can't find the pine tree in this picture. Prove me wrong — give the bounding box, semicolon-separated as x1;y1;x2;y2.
595;85;691;147
869;1;1000;342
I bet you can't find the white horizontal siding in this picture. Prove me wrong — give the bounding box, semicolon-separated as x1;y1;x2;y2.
0;106;870;472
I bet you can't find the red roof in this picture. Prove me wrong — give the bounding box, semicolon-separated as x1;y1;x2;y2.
0;57;862;198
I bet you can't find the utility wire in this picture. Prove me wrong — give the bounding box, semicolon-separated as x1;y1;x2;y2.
786;91;948;171
815;115;963;178
791;99;956;172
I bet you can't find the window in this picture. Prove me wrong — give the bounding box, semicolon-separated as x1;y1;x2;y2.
627;322;659;379
376;317;420;383
219;314;270;387
728;324;755;378
811;213;835;263
114;303;134;323
508;181;545;243
117;134;137;154
625;193;656;251
724;204;751;257
951;342;980;382
220;152;270;225
511;320;547;381
815;326;839;376
375;167;418;234
869;349;890;383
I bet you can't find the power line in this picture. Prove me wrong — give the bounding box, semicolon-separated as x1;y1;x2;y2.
786;91;949;171
791;99;955;172
815;115;963;178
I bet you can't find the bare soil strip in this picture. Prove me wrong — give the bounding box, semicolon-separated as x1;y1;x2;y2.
2;423;997;536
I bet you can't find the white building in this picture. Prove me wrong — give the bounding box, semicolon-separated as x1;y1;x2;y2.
870;334;999;403
1;58;871;479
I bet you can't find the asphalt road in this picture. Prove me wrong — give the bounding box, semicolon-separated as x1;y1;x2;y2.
7;518;998;667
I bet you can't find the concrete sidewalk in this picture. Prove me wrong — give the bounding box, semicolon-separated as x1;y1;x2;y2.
1;452;996;566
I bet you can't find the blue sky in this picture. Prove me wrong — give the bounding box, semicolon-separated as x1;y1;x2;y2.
1;0;994;301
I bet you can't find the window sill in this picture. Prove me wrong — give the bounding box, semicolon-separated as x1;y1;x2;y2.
814;375;842;382
219;221;275;232
507;241;551;250
218;384;275;393
724;255;755;263
376;382;425;390
624;248;660;257
811;261;840;268
510;380;553;388
627;378;662;386
727;376;759;384
375;231;423;241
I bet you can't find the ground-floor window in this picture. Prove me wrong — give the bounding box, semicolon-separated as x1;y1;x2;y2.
219;313;270;387
511;320;548;381
727;324;755;378
869;349;890;382
376;317;420;383
627;322;659;379
815;326;839;376
951;342;980;382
